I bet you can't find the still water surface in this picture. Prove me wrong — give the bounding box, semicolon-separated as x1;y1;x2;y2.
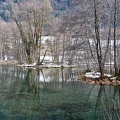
0;65;120;120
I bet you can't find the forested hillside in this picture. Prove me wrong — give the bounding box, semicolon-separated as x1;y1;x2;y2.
0;0;24;21
0;0;73;21
0;0;51;21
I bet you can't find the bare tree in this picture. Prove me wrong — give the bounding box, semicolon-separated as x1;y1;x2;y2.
11;0;51;64
113;0;118;75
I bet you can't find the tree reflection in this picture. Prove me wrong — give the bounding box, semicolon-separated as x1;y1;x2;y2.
0;67;77;120
86;84;120;120
102;86;120;120
3;65;119;120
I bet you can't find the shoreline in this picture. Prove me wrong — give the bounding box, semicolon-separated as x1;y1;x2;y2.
78;71;120;86
0;60;76;68
78;76;120;86
82;79;120;86
0;60;18;65
17;64;76;68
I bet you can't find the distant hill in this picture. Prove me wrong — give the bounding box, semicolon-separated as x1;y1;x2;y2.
0;0;24;21
0;0;73;21
50;0;72;11
0;0;51;21
0;0;11;21
50;0;83;17
0;0;75;21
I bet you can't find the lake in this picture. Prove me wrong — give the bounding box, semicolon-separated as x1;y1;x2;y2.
0;65;120;120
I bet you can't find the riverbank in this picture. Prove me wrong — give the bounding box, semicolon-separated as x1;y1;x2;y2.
0;60;18;65
17;63;76;68
78;71;120;86
0;60;76;68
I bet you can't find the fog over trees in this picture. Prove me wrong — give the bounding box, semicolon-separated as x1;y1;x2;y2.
0;0;120;78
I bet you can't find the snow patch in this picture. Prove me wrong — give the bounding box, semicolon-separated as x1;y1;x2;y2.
110;77;117;80
18;63;76;68
18;63;37;67
85;72;100;78
85;71;112;78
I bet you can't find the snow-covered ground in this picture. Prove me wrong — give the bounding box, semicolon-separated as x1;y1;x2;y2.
18;63;37;67
40;56;53;62
85;71;112;78
41;36;54;44
18;62;76;68
84;71;118;80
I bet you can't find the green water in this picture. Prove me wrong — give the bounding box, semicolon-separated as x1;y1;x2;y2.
0;65;120;120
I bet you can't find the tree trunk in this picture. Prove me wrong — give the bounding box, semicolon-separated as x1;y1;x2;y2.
94;0;104;78
113;0;118;75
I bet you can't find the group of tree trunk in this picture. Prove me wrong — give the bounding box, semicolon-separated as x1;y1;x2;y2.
0;0;120;79
53;0;120;78
11;0;51;65
93;0;120;78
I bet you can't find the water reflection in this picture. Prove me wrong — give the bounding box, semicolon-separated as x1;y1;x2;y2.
90;85;120;120
0;65;120;120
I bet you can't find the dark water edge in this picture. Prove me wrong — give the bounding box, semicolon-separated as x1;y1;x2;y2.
0;65;120;120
